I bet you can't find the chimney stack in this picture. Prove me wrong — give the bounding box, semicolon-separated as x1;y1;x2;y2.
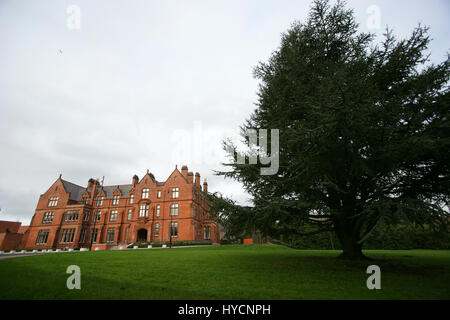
132;175;139;187
203;178;208;193
187;172;194;184
195;172;201;188
87;178;96;191
89;178;98;204
181;165;188;179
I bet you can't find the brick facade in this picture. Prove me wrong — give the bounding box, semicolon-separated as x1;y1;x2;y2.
21;165;220;250
0;221;27;250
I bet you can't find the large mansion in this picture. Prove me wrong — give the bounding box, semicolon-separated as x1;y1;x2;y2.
18;165;219;250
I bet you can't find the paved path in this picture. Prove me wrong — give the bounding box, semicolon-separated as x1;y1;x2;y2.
0;253;47;260
0;245;215;260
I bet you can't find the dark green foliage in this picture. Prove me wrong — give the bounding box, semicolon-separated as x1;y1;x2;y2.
363;222;450;250
208;0;450;260
279;222;450;250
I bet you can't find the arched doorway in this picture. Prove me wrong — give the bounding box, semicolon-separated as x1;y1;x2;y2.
137;229;147;243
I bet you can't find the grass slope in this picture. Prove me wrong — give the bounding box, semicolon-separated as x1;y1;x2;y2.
0;245;448;300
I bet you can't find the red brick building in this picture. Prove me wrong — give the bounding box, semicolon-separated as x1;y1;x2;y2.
21;165;220;250
0;221;28;251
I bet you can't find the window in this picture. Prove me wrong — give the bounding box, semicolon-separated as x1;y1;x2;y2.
42;212;54;224
155;223;159;237
157;191;161;198
127;209;133;220
110;210;118;221
48;197;58;207
81;197;89;204
84;211;91;222
170;222;178;237
59;228;76;243
139;204;149;217
90;228;98;243
204;226;211;240
129;194;135;204
94;211;101;222
35;230;50;244
193;207;197;219
142;188;149;199
171;187;179;199
112;195;120;205
106;228;115;243
156;204;160;217
96;196;104;207
170;203;179;216
79;228;87;243
64;210;79;222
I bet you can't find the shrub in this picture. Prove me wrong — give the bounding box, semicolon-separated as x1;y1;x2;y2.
277;221;449;250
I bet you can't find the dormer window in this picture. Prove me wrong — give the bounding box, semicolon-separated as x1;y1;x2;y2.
142;188;149;199
130;194;135;204
48;197;58;207
96;196;104;207
112;195;120;205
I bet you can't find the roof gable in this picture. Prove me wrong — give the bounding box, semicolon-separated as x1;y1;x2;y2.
61;179;86;201
166;167;189;184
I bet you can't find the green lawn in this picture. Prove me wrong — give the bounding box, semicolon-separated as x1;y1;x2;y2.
0;244;448;299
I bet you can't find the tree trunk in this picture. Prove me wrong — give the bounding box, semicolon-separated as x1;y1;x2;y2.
333;219;367;260
338;235;366;260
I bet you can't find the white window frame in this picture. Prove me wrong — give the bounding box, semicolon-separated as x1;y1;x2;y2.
112;195;120;205
48;197;58;207
170;222;178;237
170;203;179;216
96;196;104;207
42;212;54;224
110;210;118;221
155;223;160;237
139;204;149;217
171;187;179;199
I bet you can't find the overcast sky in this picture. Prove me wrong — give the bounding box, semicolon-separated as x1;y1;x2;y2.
0;0;449;224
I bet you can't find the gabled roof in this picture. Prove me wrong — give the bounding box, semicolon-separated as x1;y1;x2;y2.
100;185;133;199
61;180;86;201
139;171;165;186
